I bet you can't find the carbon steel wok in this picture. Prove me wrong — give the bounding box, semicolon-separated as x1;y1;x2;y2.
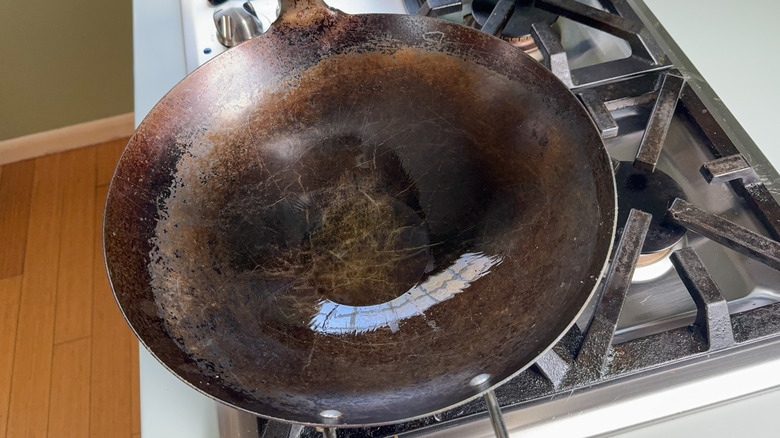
104;0;616;427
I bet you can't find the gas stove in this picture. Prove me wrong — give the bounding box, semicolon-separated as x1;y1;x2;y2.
135;0;780;437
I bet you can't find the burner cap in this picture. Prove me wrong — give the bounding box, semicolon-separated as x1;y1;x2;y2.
615;162;687;254
471;0;558;38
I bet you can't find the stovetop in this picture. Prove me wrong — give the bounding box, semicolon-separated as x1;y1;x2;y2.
136;0;780;437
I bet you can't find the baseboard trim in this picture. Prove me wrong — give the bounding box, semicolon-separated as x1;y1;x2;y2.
0;112;135;166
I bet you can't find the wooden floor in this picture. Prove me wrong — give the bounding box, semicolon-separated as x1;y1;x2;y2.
0;138;140;438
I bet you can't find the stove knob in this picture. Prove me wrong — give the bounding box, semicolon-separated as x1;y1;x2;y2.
208;0;229;5
213;5;263;48
243;1;258;18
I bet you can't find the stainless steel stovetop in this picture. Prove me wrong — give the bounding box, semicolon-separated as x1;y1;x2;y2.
148;0;780;436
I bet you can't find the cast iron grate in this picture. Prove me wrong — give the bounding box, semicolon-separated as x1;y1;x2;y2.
405;0;671;90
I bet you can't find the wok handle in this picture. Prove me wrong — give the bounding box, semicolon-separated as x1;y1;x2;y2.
277;0;333;23
484;390;509;438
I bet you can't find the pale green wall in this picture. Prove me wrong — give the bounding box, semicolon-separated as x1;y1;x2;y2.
0;0;133;140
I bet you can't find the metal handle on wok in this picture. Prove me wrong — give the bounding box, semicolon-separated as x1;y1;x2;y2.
484;390;510;438
471;373;509;438
276;0;334;25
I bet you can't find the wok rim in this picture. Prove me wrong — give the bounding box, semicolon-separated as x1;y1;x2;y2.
103;10;618;428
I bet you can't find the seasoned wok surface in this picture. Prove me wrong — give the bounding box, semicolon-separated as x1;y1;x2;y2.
104;10;615;426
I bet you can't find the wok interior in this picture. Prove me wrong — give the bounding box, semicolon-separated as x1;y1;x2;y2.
105;14;614;426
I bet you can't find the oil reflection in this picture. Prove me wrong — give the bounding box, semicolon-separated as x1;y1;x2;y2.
309;252;502;335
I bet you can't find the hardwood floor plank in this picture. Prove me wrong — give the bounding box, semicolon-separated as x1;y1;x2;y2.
47;338;91;438
130;336;140;435
96;138;128;186
0;275;23;438
54;147;97;344
90;185;133;438
5;155;64;438
0;159;35;279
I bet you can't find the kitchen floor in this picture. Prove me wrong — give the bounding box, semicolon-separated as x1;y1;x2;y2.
0;138;140;438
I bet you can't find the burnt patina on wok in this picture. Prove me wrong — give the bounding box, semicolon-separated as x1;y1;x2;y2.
104;0;616;427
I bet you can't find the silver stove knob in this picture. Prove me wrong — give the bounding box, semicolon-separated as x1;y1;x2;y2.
213;2;264;48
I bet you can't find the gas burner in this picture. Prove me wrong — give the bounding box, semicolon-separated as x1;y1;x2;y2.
630;242;680;283
502;34;544;61
614;161;687;256
612;161;688;281
471;0;557;38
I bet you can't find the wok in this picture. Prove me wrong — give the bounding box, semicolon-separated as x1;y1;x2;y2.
104;0;616;427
